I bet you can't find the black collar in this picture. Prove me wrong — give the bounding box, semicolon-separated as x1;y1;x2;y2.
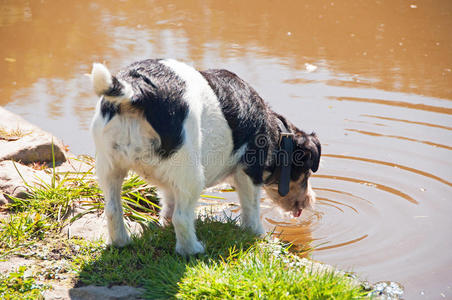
264;118;295;196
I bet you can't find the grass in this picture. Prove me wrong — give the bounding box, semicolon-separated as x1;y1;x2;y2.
0;127;29;141
0;266;48;300
0;218;368;299
0;152;370;299
0;212;53;254
72;217;367;299
177;244;363;300
1;154;159;256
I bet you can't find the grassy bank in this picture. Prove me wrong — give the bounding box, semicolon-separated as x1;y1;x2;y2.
0;156;369;299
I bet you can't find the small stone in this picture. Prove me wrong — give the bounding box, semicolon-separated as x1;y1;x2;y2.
370;281;404;298
304;63;318;73
0;193;7;206
69;285;144;300
361;281;373;291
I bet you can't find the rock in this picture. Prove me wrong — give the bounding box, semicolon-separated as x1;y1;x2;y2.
68;285;144;300
0;256;35;274
0;134;67;165
55;155;94;175
66;208;142;242
0;160;51;202
43;284;71;300
65;210;109;241
369;281;404;299
0;193;7;205
0;107;67;164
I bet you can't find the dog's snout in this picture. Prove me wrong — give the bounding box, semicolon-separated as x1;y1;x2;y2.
304;185;316;209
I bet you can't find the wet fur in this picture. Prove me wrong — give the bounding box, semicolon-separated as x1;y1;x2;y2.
90;59;321;256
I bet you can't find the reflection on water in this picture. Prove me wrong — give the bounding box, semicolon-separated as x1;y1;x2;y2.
345;128;452;151
314;174;418;204
317;197;359;214
315;235;369;251
323;154;452;187
332;96;452;115
362;114;452;131
1;0;452;298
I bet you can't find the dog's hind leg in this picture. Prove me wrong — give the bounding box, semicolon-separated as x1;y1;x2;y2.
171;182;205;256
96;155;130;247
233;169;265;235
168;157;205;256
158;189;175;227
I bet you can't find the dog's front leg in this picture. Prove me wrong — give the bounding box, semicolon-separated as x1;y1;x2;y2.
96;156;131;247
233;169;265;235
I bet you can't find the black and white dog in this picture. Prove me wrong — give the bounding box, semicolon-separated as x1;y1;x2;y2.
90;59;321;256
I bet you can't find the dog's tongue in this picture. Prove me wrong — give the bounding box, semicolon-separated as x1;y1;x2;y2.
293;209;302;218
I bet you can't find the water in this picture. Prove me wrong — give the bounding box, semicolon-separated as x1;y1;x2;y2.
1;1;451;298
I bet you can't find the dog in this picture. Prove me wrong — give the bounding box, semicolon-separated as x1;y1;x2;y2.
90;59;321;256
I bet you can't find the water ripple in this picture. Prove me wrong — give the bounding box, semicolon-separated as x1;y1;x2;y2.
330;96;452;115
322;154;452;187
313;174;418;204
345;128;452;151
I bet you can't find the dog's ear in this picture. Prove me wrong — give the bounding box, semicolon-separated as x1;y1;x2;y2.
306;133;321;172
293;133;321;174
291;132;322;181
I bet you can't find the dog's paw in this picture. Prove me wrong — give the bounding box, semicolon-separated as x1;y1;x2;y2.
159;216;172;227
176;240;205;257
253;224;266;236
242;221;266;236
109;234;132;247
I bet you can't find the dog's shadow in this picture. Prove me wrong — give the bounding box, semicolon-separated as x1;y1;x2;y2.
72;217;259;298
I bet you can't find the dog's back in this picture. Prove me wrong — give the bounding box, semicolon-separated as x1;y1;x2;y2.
90;59;241;188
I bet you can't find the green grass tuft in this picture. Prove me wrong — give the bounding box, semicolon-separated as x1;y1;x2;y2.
0;127;29;141
0;213;53;257
2;155;159;255
73;217;366;299
177;244;366;299
0;266;48;299
74;217;258;297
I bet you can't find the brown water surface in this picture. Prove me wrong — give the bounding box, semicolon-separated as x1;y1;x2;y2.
1;1;452;298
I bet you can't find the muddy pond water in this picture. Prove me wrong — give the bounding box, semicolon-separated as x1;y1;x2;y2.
1;1;451;298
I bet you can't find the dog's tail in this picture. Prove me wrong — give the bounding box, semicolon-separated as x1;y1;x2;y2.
90;63;133;103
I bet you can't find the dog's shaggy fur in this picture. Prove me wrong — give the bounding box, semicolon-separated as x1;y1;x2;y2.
90;59;321;256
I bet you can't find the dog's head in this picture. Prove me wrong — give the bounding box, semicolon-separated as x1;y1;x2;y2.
263;132;321;217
